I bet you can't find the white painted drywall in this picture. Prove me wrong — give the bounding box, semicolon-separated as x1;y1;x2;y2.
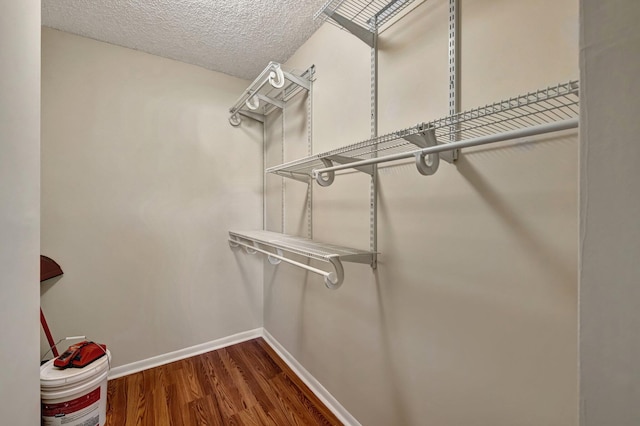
0;1;41;424
40;28;263;368
579;1;640;425
264;0;579;425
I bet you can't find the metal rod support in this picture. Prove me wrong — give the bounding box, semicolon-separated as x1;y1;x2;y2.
238;110;264;123
283;71;311;91
256;94;284;109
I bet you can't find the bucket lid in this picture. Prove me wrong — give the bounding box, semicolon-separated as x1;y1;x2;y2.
40;350;111;388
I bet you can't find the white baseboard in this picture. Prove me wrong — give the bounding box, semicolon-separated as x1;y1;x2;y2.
108;328;262;380
262;329;361;426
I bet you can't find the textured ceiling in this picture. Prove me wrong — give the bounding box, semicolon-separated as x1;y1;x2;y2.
42;0;327;80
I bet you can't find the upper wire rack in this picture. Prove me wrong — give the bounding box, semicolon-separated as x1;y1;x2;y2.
228;63;314;125
315;0;417;29
266;80;579;177
433;80;579;143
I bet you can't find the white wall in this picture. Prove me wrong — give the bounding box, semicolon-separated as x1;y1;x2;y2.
579;1;640;425
40;28;263;367
0;1;41;424
265;0;579;425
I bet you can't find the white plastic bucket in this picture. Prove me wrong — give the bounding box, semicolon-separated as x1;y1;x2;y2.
40;350;111;426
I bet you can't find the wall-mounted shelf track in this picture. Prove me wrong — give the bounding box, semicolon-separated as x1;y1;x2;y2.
229;62;314;126
315;0;417;46
229;230;375;289
266;80;579;186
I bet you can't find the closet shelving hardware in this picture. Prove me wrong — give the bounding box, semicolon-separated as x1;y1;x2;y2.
315;0;417;46
229;62;314;126
229;230;375;289
266;80;580;186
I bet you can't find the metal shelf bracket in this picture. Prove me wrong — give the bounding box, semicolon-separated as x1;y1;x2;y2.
282;71;312;91
315;0;417;47
322;9;375;47
403;125;456;165
272;170;311;184
313;155;375;187
253;94;285;110
402;126;440;175
315;158;336;187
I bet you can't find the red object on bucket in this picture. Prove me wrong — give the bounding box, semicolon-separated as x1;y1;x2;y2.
54;341;107;369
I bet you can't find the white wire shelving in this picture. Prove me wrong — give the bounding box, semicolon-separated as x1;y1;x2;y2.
315;0;418;46
229;230;375;289
266;80;580;186
228;62;314;126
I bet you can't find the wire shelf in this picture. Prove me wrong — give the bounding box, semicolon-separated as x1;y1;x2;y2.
229;230;374;263
266;80;579;179
315;0;417;30
229;230;375;289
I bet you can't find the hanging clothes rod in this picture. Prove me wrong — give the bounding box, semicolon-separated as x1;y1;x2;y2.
229;230;375;289
312;117;578;183
228;238;344;289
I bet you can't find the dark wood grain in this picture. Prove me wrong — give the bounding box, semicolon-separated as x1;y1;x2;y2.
105;338;342;426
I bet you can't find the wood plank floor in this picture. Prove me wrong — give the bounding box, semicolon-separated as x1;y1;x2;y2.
105;338;342;425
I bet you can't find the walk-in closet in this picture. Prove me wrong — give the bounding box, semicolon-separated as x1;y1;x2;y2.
1;1;639;425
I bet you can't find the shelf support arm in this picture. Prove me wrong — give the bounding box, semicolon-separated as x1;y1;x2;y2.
314;158;336;187
313;154;375;187
272;170;311;184
255;94;285;110
322;9;375;47
403;125;455;165
402;126;440;175
327;155;375;175
282;71;311;91
238;110;265;123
